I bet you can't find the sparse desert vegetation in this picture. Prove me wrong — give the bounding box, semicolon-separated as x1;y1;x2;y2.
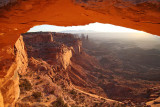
19;79;32;91
32;92;42;99
15;32;160;106
51;97;68;107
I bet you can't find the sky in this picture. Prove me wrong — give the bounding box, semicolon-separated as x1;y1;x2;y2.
28;22;145;33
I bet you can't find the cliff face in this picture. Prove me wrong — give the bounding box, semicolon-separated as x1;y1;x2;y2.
0;0;160;90
14;36;28;75
22;32;80;70
0;36;28;107
0;0;160;71
0;0;160;106
14;32;121;106
1;32;158;106
0;32;81;106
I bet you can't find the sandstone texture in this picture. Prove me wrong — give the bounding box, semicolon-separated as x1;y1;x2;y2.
0;0;17;7
0;35;28;107
0;0;160;106
0;0;160;65
15;32;121;107
0;31;159;106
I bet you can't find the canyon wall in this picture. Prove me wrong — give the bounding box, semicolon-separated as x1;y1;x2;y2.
0;0;160;106
0;36;28;107
0;0;160;70
22;32;78;70
0;32;82;106
15;32;121;106
60;47;72;70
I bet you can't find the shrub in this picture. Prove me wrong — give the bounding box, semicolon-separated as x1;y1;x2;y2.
35;80;43;85
50;90;54;94
32;92;42;99
37;76;40;79
52;97;68;107
19;79;32;91
70;89;77;95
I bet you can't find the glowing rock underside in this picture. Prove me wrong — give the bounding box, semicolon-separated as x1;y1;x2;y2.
0;0;160;106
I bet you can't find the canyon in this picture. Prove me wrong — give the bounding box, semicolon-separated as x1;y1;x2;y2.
15;32;122;106
0;0;160;106
1;32;159;106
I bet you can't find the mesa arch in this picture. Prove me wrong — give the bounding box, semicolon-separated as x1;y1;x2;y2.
0;0;160;106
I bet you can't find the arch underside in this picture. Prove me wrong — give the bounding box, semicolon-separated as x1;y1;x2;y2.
0;0;160;61
0;0;160;106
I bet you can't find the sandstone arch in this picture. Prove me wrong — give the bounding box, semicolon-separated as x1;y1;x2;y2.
0;0;160;106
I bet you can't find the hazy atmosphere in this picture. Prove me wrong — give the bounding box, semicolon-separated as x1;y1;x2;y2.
29;23;160;50
23;23;160;106
1;0;160;106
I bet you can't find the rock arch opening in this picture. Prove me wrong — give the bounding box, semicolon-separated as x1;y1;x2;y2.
11;23;160;106
1;0;160;106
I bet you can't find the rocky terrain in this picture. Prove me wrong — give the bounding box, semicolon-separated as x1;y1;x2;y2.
0;0;160;106
81;34;160;107
7;32;158;107
14;32;122;107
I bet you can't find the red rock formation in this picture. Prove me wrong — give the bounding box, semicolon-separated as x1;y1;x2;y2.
0;0;160;106
0;0;160;64
0;36;28;107
14;32;121;106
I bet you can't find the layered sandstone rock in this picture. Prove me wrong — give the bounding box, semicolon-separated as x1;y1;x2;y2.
0;36;28;107
0;0;160;106
0;32;79;106
0;91;4;107
22;32;80;70
15;32;121;106
0;0;160;67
